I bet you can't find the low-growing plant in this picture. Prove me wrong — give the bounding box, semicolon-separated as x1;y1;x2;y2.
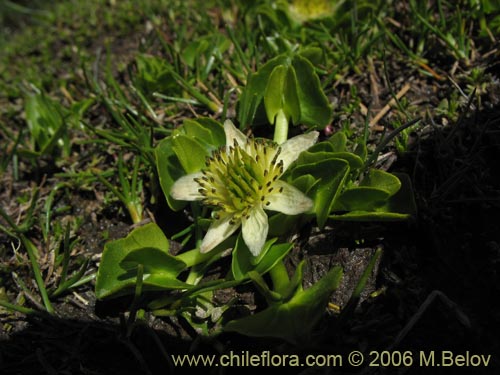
95;54;417;342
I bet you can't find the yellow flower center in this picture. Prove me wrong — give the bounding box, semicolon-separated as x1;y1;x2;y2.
194;138;284;223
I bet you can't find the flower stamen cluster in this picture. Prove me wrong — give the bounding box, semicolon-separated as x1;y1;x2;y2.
171;120;318;256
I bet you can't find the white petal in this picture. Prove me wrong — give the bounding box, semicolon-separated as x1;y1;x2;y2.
170;172;204;201
278;131;319;171
200;214;240;253
266;180;313;215
242;205;269;257
224;119;247;152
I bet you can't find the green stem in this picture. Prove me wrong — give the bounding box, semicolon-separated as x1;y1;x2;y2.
273;109;289;144
176;247;222;269
127;264;144;337
126;202;143;224
0;299;36;315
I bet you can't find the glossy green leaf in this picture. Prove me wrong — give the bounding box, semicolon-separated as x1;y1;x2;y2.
155;118;225;211
295;149;333;165
172;135;208;174
155;136;187;211
264;65;287;124
264;65;300;125
294;147;363;173
122;247;186;277
331;173;416;221
290;174;319;195
176;118;225;150
292;158;350;228
330;152;364;171
238;54;289;128
291;54;332;128
224;265;343;344
95;223;188;299
282;66;301;124
231;236;293;281
360;169;401;196
327;132;347;152
238;52;331;129
333;186;390;212
175;119;212;143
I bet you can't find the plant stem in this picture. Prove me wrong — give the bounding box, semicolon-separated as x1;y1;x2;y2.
127;264;144;337
0;299;36;315
127;203;143;224
176;248;217;269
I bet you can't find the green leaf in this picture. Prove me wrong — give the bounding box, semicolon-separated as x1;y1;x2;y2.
360;169;401;196
295;147;363;172
122;247;186;277
155;136;187;211
290;174;319;194
238;54;289;127
330;173;416;221
224;265;343;344
294;149;333;165
238;52;331;129
264;65;287;125
155;118;225;211
177;118;225;150
327;132;347;152
292;158;350;228
333;187;390;212
172;135;208;174
95;223;188;299
264;65;300;125
231;236;293;281
291;54;332;128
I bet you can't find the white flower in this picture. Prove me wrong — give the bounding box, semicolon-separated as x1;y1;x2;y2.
171;120;318;256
